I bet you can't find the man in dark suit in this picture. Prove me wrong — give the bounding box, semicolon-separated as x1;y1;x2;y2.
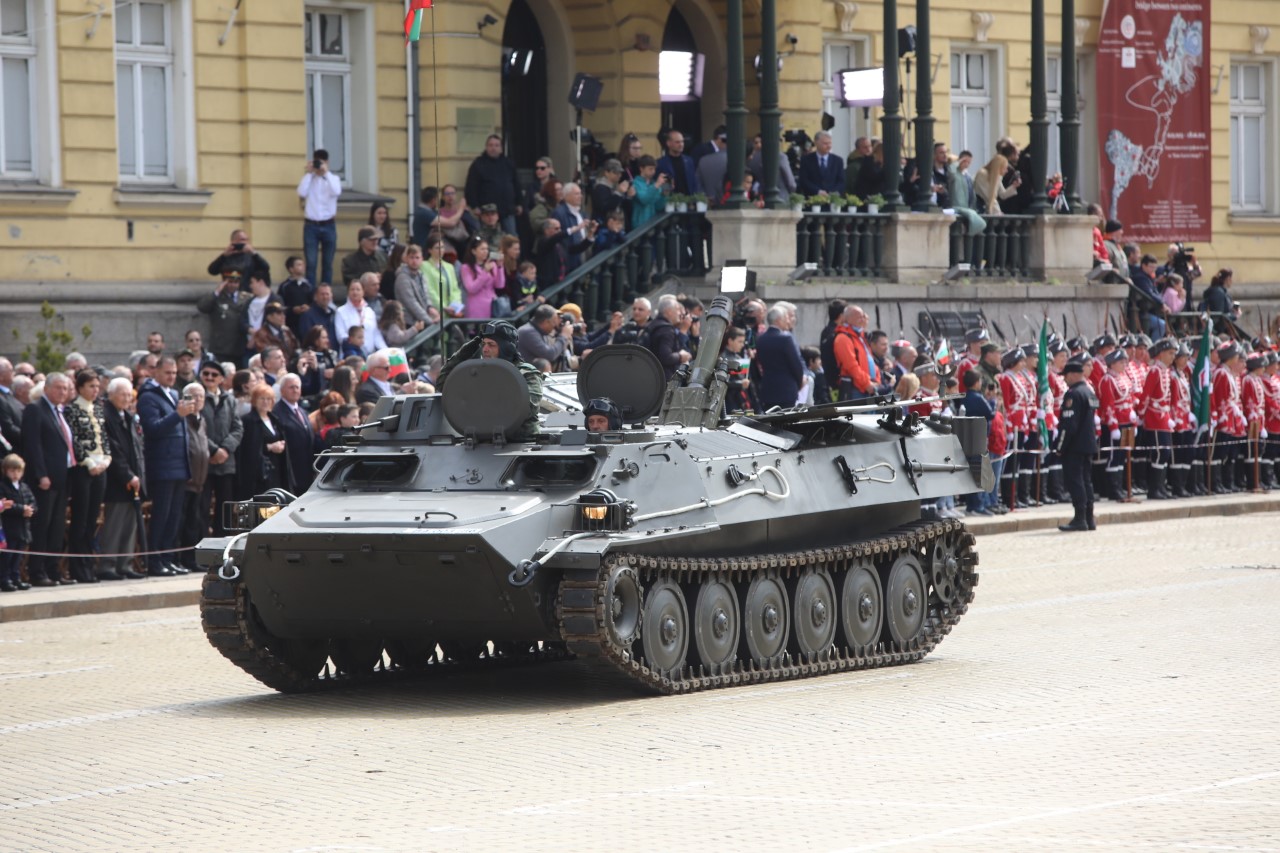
551;182;593;275
797;131;846;198
273;373;321;492
100;376;147;580
136;357;197;576
20;372;78;585
356;351;395;405
655;130;700;196
754;302;806;411
0;358;23;449
689;125;727;164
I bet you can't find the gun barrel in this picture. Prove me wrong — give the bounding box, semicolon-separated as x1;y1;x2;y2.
687;295;734;388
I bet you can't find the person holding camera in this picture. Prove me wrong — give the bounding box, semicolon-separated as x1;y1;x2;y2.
137;357;197;577
297;148;343;289
516;304;575;372
207;228;271;293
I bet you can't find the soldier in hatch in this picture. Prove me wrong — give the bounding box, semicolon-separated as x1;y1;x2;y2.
437;320;543;440
583;398;622;432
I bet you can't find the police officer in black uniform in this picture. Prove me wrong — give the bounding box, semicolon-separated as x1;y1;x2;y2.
1057;358;1099;532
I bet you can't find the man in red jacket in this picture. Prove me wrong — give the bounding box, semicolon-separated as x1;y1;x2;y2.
832;305;879;401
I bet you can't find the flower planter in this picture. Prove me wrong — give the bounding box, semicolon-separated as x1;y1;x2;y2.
867;204;880;214
810;205;823;213
664;203;675;213
695;202;708;212
676;203;689;213
792;204;804;212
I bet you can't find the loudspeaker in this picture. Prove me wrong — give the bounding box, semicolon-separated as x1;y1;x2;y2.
897;25;917;56
568;73;603;112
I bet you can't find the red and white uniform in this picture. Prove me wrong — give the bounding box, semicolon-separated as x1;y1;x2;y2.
955;352;981;381
1098;370;1136;432
1265;371;1280;435
1047;370;1067;432
1088;357;1108;392
910;388;946;419
1242;372;1268;433
1172;367;1193;432
1211;365;1247;436
998;370;1034;433
1126;360;1149;417
1137;362;1173;431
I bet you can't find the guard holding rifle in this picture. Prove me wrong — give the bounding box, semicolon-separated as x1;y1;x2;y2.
1098;349;1137;501
1136;338;1177;500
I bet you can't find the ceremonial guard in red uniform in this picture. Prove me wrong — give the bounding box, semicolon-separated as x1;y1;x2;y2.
954;328;988;385
1242;353;1269;491
1089;334;1118;392
1210;342;1247;493
1123;336;1151;493
998;347;1033;508
1098;349;1137;500
1264;351;1280;490
1136;338;1176;499
1018;342;1046;505
1169;343;1197;497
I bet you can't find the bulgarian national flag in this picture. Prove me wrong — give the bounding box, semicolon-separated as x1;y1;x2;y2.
404;0;432;44
1191;316;1212;431
935;337;951;369
362;348;411;383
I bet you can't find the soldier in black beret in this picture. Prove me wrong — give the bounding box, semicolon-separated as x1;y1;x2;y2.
437;320;543;441
1056;359;1098;531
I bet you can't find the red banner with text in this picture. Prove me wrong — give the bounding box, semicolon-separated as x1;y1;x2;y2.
1096;0;1211;243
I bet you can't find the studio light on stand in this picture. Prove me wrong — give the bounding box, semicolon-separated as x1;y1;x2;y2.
720;260;757;295
835;67;885;123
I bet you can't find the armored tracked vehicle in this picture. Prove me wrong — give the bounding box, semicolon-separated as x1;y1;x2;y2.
198;290;991;695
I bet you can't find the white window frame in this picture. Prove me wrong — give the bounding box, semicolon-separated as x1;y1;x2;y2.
113;0;196;188
820;37;873;161
304;2;375;192
1229;59;1273;214
1;0;58;184
948;46;1005;176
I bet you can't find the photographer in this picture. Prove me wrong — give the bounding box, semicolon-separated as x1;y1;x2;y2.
297;148;342;288
207;228;270;293
516;305;575;372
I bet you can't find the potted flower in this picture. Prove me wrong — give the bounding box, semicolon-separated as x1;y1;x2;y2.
664;194;676;213
789;193;806;212
808;195;826;213
691;192;709;213
866;194;886;214
672;193;690;213
828;194;847;212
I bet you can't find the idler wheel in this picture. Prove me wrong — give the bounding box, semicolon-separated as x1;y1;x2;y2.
788;568;836;658
328;638;385;675
640;578;689;676
605;565;642;648
741;572;790;667
840;558;883;649
691;577;739;672
884;554;927;646
929;532;961;606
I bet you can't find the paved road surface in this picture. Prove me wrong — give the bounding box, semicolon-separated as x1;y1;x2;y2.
2;515;1279;852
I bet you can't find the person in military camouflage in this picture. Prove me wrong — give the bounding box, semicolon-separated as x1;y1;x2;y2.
437;321;543;441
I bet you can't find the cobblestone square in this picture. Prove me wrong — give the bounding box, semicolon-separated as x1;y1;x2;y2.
1;514;1278;852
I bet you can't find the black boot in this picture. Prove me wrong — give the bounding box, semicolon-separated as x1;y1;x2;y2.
1108;470;1129;502
1239;459;1257;492
1058;506;1088;532
1211;461;1228;494
1017;473;1034;508
1049;468;1071;503
1147;466;1170;499
1086;499;1097;530
1190;462;1206;496
1169;465;1189;498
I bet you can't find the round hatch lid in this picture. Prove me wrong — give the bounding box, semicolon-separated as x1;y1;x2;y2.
576;344;666;423
441;358;530;440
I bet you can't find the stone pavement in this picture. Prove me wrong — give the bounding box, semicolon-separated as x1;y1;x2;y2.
1;513;1278;851
3;491;1279;624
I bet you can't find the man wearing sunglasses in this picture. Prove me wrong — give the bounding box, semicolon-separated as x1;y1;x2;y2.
436;320;543;442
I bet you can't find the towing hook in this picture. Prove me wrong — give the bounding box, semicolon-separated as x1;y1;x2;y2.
217;559;242;582
508;559;540;588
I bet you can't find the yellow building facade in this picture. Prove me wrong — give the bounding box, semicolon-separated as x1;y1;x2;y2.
1;0;1278;292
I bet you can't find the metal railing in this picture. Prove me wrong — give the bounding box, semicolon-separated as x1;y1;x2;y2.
795;211;888;278
402;211;709;359
948;214;1034;278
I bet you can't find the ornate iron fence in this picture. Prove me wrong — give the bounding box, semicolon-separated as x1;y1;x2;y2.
948;214;1034;278
795;211;888;278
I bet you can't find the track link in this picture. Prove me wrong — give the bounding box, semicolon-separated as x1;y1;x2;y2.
555;519;978;695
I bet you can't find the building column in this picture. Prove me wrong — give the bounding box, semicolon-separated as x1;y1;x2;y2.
881;0;904;210
758;0;782;208
1028;0;1051;213
723;0;747;209
912;0;936;211
1060;0;1082;211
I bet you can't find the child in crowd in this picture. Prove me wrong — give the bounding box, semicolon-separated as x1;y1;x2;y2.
341;325;365;360
985;384;1009;514
514;260;540;309
594;209;628;251
278;255;314;334
0;454;36;592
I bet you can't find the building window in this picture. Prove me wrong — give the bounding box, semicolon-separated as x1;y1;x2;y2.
1229;62;1269;212
821;40;872;160
950;50;993;173
115;0;174;182
0;0;35;177
305;9;352;184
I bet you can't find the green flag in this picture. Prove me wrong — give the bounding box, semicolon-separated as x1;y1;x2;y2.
1037;318;1050;447
1191;318;1212;430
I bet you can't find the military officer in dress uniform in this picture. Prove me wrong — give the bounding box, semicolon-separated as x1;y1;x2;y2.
1136;338;1176;499
1170;343;1197;497
1210;342;1247;493
1241;352;1269;491
1057;358;1098;532
1098;348;1137;500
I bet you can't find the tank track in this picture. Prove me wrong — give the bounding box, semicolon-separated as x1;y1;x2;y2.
555;519;977;695
199;573;571;693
